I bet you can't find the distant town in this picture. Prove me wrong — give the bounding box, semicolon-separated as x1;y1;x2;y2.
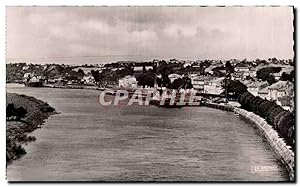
7;57;294;111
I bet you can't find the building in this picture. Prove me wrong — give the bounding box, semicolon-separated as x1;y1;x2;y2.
232;72;243;80
81;74;95;85
189;74;205;93
278;96;294;111
258;87;269;99
271;72;282;80
234;64;250;72
204;77;224;95
271;66;294;80
258;81;294;110
183;61;192;68
168;73;182;83
233;64;251;80
118;75;138;88
246;81;268;96
249;67;257;78
268;81;293;101
133;66;153;72
204;65;217;75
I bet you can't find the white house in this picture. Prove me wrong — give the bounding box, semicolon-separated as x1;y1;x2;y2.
258;87;269;99
82;74;95;85
204;77;224;95
204;65;217;75
118;75;138;88
183;61;192;68
246;81;268;96
268;81;293;101
234;64;250;72
133;66;153;72
22;65;30;71
189;75;205;93
258;81;294;108
23;73;32;79
249;67;257;78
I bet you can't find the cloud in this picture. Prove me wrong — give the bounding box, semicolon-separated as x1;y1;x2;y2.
6;6;294;63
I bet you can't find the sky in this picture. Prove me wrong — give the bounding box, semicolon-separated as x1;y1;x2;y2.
6;6;294;64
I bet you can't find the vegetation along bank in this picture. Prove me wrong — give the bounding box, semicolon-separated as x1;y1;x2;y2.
6;93;56;164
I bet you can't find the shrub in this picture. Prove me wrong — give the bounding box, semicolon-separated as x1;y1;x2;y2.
288;126;295;149
252;97;265;113
257;100;272;118
268;107;285;126
40;103;55;113
274;111;289;130
6;103;16;119
265;103;280;124
6;104;28;121
277;113;295;143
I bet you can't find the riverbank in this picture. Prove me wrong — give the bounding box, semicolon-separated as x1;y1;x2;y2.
6;93;57;164
201;102;234;111
44;84;105;90
203;102;295;181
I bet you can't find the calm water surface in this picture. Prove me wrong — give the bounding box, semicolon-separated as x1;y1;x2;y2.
6;84;289;181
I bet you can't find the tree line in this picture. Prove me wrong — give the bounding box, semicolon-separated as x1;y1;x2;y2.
226;80;295;149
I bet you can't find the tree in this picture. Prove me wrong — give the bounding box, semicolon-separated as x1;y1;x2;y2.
170;76;193;90
223;80;247;96
280;70;294;82
156;77;163;87
91;70;100;83
274;111;289;130
158;60;172;87
77;69;84;76
257;100;274;118
6;103;16;120
136;71;155;88
250;96;264;113
256;67;282;81
238;92;250;104
277;112;295;146
266;75;277;85
15;107;27;120
268;106;284;126
225;61;234;73
170;78;183;89
243;93;255;111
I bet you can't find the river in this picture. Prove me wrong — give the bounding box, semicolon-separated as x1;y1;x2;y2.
6;84;289;181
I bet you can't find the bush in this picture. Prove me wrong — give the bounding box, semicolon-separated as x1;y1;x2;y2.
288;126;295;149
274;111;289;130
257;67;282;80
239;92;255;111
257;100;273;118
251;97;265;113
15;107;28;120
6;103;16;119
15;144;26;155
244;94;255;111
40;103;55;113
268;106;284;126
6;103;28;121
277;113;295;144
264;102;280;124
266;75;277;85
225;80;248;96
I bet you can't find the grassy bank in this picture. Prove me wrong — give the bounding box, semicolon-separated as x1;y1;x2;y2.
6;93;57;164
